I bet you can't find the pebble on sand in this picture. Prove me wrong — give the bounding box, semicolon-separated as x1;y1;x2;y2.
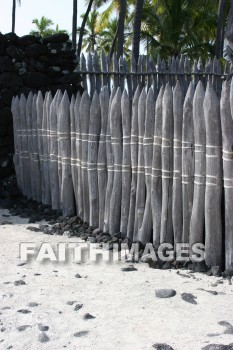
14;280;26;286
152;343;174;350
181;293;197;305
83;313;96;320
73;331;89;337
38;332;50;343
155;289;176;299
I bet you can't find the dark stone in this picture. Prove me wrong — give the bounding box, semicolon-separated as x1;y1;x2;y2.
0;33;7;44
67;301;77;306
17;309;31;314
14;280;26;286
155;289;176;299
202;345;233;350
4;32;18;44
38;324;49;331
0;73;23;88
121;265;138;272
152;343;174;350
83;313;96;320
74;304;83;311
192;261;208;273
46;66;62;78
218;321;233;334
75;273;82;278
181;292;197;305
0;57;14;72
0;45;6;56
26;226;41;232
74;331;89;337
0;107;12;126
17;325;31;332
18;35;40;46
25;44;48;58
55;72;82;84
43;33;69;44
38;332;50;343
6;45;25;60
223;268;233;277
28;302;39;307
29;214;41;223
24;72;52;88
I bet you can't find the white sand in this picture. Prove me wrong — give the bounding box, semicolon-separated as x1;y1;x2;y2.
0;209;233;350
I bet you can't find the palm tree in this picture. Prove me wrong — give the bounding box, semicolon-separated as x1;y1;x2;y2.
12;0;21;33
95;0;129;58
77;0;95;60
131;0;144;62
72;0;78;49
30;16;68;37
77;10;101;53
215;0;226;58
140;0;217;59
98;17;131;57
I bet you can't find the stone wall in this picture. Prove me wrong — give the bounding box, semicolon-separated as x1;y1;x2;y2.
0;32;82;179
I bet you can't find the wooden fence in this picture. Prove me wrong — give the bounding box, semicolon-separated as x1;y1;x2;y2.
11;80;233;270
77;51;231;98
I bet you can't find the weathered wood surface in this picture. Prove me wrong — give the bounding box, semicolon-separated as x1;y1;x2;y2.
74;92;83;218
109;88;123;234
25;92;33;199
49;91;60;210
80;91;91;223
103;88;116;232
36;91;44;203
127;86;140;240
182;82;194;244
134;88;146;239
98;86;109;230
88;91;101;228
58;91;75;216
221;80;233;269
204;81;222;268
160;84;173;244
120;89;131;237
190;81;206;251
138;87;155;243
172;81;183;245
11;97;21;192
151;86;164;248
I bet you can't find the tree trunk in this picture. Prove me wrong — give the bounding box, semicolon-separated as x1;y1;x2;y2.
131;0;144;63
215;0;226;58
12;0;16;33
76;0;94;60
116;0;127;59
72;0;78;49
225;0;233;44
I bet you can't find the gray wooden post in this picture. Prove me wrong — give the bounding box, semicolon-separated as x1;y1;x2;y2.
74;92;83;218
151;86;164;248
88;91;101;228
138;87;155;243
103;88;116;232
120;89;132;238
134;88;146;239
70;95;77;211
80;91;91;223
182;82;194;244
98;86;109;230
160;83;173;244
36;91;44;203
32;94;42;203
25;92;33;199
42;92;52;205
190;81;206;251
127;86;140;240
109;88;122;234
49;91;60;211
172;81;183;245
221;80;233;269
19;94;28;197
11;96;21;192
204;81;222;268
58;91;75;216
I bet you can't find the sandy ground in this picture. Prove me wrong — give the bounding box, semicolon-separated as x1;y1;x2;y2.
0;209;233;350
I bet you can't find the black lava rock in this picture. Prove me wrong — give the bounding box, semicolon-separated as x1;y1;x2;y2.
155;289;176;299
181;292;197;305
152;344;174;350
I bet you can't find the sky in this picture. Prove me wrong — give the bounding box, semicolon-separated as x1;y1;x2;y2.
0;0;88;36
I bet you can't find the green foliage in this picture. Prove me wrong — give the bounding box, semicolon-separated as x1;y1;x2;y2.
30;16;68;37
